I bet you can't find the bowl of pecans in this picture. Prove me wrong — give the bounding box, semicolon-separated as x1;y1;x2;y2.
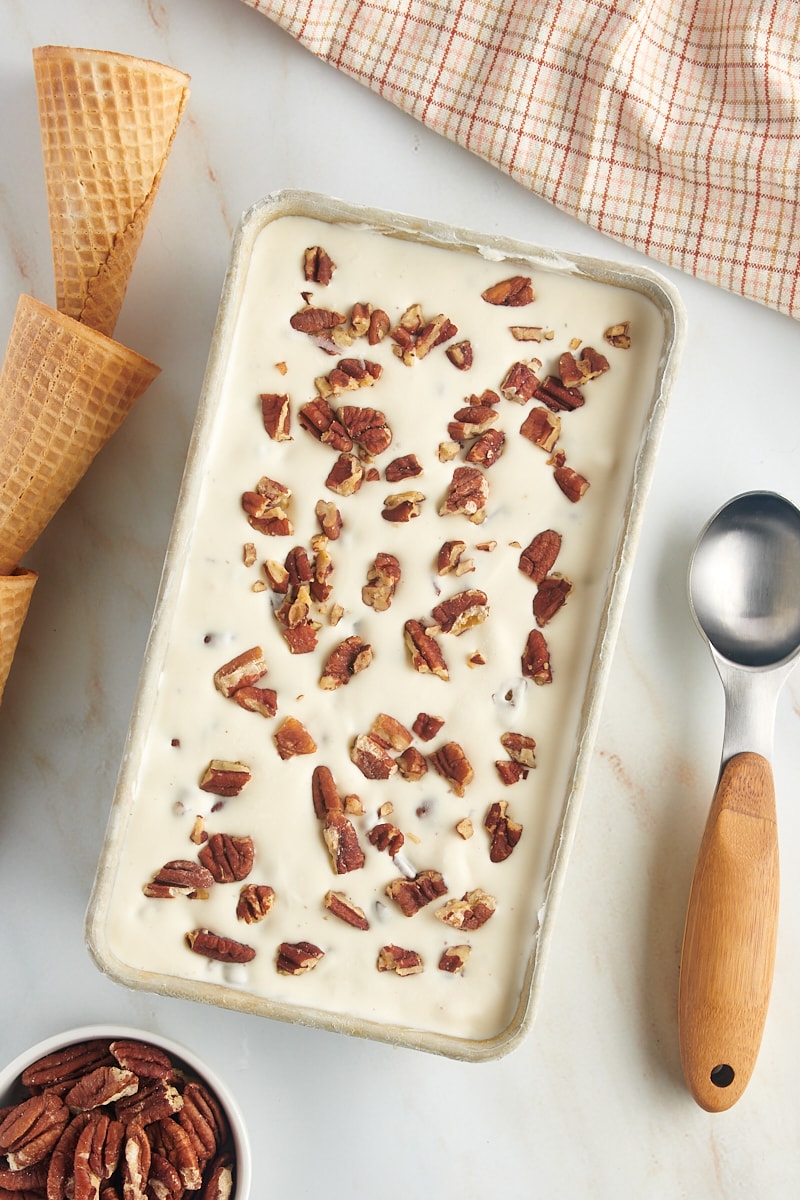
0;1025;250;1198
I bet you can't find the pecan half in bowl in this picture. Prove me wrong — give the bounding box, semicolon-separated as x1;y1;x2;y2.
0;1024;251;1199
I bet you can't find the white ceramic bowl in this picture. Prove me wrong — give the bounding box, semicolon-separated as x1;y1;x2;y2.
0;1024;251;1198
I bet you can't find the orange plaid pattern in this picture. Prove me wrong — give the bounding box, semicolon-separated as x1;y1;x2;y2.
243;0;800;319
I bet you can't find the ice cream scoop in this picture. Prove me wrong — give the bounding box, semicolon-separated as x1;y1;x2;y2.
679;490;800;1111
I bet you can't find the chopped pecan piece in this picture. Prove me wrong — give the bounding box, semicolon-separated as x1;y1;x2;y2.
386;869;447;916
186;929;256;964
447;404;498;442
485;800;523;861
349;301;372;337
323;890;370;930
438;945;471;973
351;732;398;780
415;314;457;358
553;462;590;502
430;588;488;636
370;712;412;751
241;475;293;536
385;453;422;482
316;358;382;399
143;860;215;899
446;340;473;369
236;883;276;923
298;397;352;450
377;945;423;975
500;731;537;769
282;619;320;655
455;816;474;839
362;551;401;612
429;741;474;796
522;628;552;684
381;490;424;522
466;428;505;467
284;545;313;587
315;498;343;540
412;712;444;741
311;766;342;820
481;275;534;306
399;303;424;332
325;452;364;496
310;538;333;603
435;888;497;929
199;760;251;797
500;359;541;402
557;351;586;388
391;308;456;364
436;539;468;575
274;715;317;759
260;392;291;441
535;375;584;412
289;305;345;334
303;245;335;285
276;941;324;975
233;685;278;717
320;635;373;688
534;574;573;625
439;466;488;523
213;646;268;697
368;822;405;856
198;833;254;883
323;811;366;874
520;405;561;451
604;320;632;348
243;542;257;567
338;403;392;456
559;345;610;386
263;559;290;593
0;1092;70;1170
510;324;547;341
496;759;529;785
396;745;428;781
366;308;390;343
519;529;562;583
404;620;449;680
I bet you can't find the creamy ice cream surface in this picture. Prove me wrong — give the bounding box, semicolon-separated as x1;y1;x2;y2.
91;199;679;1056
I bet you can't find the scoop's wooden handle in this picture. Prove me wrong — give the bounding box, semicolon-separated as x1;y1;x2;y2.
678;752;779;1111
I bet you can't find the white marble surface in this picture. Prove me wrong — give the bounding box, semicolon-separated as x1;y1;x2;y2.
2;1;800;1195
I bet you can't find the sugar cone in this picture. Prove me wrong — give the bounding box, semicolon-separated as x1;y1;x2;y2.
0;568;38;706
33;45;190;337
0;294;160;574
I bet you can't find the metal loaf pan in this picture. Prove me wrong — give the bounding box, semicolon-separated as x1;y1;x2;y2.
87;191;685;1061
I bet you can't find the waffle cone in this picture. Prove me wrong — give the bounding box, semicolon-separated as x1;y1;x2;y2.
33;45;190;337
0;568;38;706
0;294;160;574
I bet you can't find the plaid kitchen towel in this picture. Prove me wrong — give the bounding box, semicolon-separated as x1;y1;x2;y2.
242;0;800;319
